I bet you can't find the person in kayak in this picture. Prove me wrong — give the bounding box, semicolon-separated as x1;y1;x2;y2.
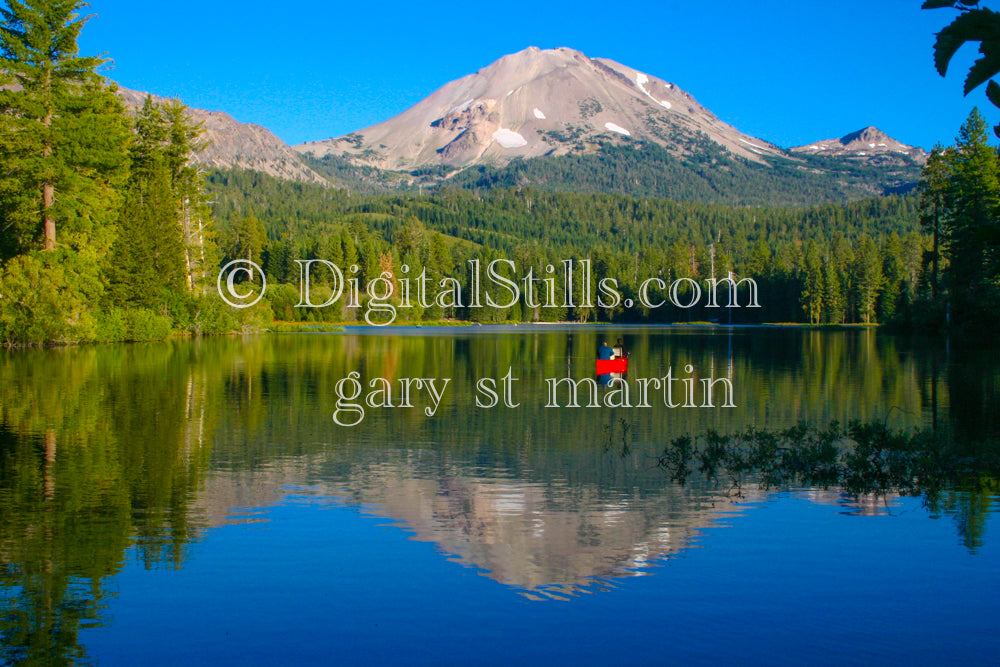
598;341;614;360
613;338;626;359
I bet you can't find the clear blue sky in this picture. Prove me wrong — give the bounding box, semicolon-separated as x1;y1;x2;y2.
77;0;992;150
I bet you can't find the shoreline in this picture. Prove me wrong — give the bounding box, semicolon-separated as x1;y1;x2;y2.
270;320;881;333
0;320;885;348
0;320;891;349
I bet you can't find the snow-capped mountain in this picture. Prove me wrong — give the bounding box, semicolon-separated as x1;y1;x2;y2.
294;46;789;170
95;48;926;202
790;126;927;165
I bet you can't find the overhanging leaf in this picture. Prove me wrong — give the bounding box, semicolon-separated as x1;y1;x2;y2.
985;78;1000;105
933;9;1000;77
923;0;959;9
965;41;1000;92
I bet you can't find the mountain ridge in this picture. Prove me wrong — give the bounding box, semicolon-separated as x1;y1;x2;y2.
115;86;327;185
293;46;792;170
285;46;925;204
53;47;927;204
789;126;926;166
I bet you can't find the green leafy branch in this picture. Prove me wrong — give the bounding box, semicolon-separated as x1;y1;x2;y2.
925;0;1000;135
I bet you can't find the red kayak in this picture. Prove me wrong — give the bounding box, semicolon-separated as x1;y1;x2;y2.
596;358;629;374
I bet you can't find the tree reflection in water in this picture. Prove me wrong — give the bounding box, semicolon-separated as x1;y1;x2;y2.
653;420;1000;551
1;331;999;663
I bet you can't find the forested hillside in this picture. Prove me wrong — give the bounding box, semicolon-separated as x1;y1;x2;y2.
0;1;267;345
302;139;924;206
441;141;923;207
4;2;987;344
207;170;926;326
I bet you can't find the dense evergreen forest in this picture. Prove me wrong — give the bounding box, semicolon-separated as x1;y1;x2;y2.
302;131;923;206
439;141;923;207
206;170;926;326
2;1;997;343
0;0;266;344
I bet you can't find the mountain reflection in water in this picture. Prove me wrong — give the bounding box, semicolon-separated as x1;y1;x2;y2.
193;452;756;598
1;329;998;663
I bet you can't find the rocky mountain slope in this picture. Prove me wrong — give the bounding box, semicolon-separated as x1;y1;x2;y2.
103;48;927;205
294;46;789;171
790;126;927;166
116;87;326;184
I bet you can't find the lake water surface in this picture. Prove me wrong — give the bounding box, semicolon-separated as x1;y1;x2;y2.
1;327;998;665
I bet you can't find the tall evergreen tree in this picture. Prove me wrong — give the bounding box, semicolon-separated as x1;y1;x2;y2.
106;96;185;309
943;109;1000;329
854;234;885;324
0;1;130;343
801;241;824;324
0;0;128;254
823;257;846;324
918;145;955;300
162;99;214;293
224;214;268;267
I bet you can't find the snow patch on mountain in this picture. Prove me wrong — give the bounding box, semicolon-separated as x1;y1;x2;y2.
297;47;801;169
450;99;474;114
739;137;781;155
493;128;528;148
636;72;672;109
789;126;927;165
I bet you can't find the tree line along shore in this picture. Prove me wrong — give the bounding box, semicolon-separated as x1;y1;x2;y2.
4;4;998;345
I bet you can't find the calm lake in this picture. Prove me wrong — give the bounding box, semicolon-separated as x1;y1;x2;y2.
1;327;998;665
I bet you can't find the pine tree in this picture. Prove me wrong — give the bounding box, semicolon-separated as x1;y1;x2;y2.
823;257;845;325
918;145;954;300
801;241;824;325
0;0;129;254
880;234;907;322
943;109;1000;330
0;1;130;343
225;214;268;265
162;99;215;294
745;238;772;278
853;235;885;324
106;96;186;309
831;236;855;323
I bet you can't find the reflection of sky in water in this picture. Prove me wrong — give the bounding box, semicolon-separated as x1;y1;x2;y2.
191;456;741;595
83;490;999;666
177;447;992;605
3;330;999;664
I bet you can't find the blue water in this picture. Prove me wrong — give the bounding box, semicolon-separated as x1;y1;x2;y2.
82;492;999;666
4;330;999;665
